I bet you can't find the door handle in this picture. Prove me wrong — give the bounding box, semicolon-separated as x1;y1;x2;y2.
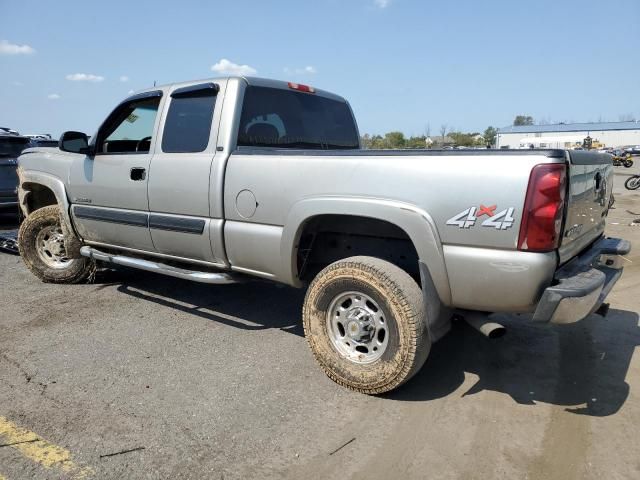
130;167;146;181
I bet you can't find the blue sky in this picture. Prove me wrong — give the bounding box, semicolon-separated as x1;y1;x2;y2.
1;0;638;138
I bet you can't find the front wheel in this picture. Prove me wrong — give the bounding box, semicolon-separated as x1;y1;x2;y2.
303;256;430;394
625;175;640;191
18;205;96;283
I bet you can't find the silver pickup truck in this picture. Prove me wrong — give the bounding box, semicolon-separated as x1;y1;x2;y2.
16;76;630;394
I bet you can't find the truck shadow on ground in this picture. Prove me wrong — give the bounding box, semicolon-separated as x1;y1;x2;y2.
390;310;640;417
108;268;306;336
104;267;638;417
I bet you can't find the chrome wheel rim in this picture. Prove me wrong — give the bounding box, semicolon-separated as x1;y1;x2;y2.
35;224;74;269
326;291;389;364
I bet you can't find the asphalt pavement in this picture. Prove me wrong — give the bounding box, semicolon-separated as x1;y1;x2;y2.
0;170;639;479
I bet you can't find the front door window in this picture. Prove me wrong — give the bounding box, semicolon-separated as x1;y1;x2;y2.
97;97;161;154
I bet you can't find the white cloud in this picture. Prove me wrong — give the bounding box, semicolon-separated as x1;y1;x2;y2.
47;93;61;100
119;75;129;82
65;73;105;82
0;40;35;55
284;66;317;75
211;58;257;76
127;89;135;95
374;0;391;8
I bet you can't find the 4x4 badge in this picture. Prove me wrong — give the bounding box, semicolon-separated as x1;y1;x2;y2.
446;205;515;230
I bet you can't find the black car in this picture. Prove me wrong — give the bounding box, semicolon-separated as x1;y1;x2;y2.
0;134;30;211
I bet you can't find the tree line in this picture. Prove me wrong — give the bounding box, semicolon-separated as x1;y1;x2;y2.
361;112;638;150
361;126;497;149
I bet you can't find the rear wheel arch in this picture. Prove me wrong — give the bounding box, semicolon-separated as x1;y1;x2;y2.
281;197;452;305
295;214;420;283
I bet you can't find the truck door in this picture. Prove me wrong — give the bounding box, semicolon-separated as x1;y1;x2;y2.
146;81;226;265
68;91;163;251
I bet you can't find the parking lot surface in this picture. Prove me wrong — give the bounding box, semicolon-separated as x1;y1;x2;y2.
1;171;639;479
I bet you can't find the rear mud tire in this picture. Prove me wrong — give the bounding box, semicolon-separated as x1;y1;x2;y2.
303;256;430;394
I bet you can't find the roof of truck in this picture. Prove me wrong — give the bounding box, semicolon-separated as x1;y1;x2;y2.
132;76;347;103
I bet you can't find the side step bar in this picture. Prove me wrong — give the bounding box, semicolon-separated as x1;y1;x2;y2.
79;246;239;285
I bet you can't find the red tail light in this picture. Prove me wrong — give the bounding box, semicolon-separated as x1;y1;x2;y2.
518;163;567;252
288;82;315;93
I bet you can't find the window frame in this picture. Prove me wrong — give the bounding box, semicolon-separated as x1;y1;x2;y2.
93;90;163;156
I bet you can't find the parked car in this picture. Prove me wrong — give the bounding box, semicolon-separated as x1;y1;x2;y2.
624;145;640;156
27;138;59;149
16;76;629;394
0;127;20;136
0;134;30;211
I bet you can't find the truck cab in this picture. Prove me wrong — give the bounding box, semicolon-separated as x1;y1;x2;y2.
25;78;359;269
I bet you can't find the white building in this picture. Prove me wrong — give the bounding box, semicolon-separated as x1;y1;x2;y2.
496;121;640;149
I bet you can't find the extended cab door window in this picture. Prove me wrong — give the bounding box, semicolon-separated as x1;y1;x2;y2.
161;84;218;153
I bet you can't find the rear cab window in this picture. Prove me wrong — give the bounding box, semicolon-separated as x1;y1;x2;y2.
237;86;359;150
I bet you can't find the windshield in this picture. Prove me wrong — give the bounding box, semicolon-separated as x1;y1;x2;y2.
0;137;30;157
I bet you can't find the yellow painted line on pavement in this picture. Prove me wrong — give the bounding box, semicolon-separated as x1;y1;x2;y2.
0;473;7;480
0;416;93;479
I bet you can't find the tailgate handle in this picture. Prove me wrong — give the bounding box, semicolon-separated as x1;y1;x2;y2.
594;172;602;190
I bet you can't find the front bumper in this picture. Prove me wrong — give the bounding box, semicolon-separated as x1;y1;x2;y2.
533;237;631;324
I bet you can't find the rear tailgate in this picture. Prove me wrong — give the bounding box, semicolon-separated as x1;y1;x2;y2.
558;150;613;264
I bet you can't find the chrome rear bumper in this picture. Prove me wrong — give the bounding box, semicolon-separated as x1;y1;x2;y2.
533;237;631;324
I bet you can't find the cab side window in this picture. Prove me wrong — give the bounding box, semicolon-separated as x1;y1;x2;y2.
97;97;161;154
162;84;218;153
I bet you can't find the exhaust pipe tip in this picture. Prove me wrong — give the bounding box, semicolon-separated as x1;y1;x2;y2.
461;311;506;339
481;322;507;339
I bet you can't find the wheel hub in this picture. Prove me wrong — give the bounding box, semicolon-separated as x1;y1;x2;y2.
35;224;74;269
345;308;375;342
326;291;389;364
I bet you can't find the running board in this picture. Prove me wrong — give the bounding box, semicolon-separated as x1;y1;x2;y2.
79;246;239;285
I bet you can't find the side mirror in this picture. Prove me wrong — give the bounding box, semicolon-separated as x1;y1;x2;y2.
59;131;91;154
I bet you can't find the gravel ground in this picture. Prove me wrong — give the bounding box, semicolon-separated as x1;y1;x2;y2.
0;170;639;480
